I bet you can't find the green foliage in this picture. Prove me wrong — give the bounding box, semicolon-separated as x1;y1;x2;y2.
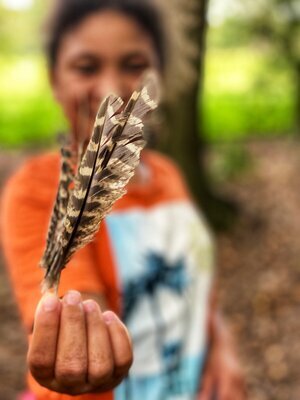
207;21;252;49
202;48;295;142
0;56;67;149
0;48;295;147
207;0;300;135
0;97;65;148
208;144;253;184
0;0;296;148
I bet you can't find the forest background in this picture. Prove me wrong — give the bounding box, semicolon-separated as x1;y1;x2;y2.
0;0;298;148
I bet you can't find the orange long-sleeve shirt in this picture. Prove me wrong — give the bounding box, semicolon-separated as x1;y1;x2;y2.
0;149;193;400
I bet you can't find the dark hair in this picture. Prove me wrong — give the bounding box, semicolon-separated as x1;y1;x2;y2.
45;0;165;70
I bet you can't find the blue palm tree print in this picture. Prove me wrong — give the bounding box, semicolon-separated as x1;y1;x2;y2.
122;252;189;322
122;252;190;396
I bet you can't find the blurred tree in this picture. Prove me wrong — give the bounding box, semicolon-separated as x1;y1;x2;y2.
157;0;237;229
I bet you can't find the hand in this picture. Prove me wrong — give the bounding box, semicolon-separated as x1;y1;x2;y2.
198;337;247;400
27;291;133;395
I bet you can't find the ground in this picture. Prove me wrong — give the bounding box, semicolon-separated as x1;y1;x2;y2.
0;140;299;400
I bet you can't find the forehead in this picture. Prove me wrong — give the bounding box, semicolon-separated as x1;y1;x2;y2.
58;10;156;60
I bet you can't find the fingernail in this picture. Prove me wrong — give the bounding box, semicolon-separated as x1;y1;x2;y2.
103;311;118;324
42;294;59;312
83;300;97;313
64;290;81;306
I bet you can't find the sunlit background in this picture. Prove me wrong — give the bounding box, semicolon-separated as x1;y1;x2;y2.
1;0;33;10
0;0;297;147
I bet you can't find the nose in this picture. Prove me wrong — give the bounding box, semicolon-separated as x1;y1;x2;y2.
92;70;123;103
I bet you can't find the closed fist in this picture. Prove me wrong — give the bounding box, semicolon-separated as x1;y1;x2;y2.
27;291;133;395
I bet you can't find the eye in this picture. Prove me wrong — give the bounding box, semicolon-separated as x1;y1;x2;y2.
75;63;98;76
122;60;149;74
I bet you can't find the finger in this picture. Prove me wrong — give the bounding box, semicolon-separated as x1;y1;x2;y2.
83;300;114;386
231;382;247;400
218;380;232;400
198;374;214;400
218;373;246;400
55;291;87;387
28;294;61;381
103;311;133;378
227;388;242;400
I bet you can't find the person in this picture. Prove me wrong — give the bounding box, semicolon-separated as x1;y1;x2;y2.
0;0;246;399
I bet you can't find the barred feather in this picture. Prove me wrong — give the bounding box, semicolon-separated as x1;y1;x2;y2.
40;143;75;270
41;73;159;292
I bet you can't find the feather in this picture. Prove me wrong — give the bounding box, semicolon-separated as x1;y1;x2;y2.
41;72;159;292
40;142;75;270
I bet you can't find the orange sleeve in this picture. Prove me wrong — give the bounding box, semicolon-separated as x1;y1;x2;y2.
0;159;104;331
0;156;115;400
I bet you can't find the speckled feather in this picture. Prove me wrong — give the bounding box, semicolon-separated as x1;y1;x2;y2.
40;144;75;272
41;73;159;292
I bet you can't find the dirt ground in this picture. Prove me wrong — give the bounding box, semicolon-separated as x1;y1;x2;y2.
0;139;300;400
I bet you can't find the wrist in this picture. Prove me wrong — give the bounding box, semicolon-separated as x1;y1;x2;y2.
210;311;235;351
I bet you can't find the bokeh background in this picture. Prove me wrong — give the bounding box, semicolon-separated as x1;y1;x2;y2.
0;0;299;399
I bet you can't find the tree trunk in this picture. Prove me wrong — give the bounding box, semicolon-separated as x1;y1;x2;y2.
159;0;238;230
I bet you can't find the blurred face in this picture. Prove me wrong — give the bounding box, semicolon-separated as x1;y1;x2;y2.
51;11;159;142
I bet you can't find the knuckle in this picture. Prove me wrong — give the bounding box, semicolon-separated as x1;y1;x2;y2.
28;354;53;378
55;362;86;385
89;360;114;385
63;310;84;325
114;353;133;377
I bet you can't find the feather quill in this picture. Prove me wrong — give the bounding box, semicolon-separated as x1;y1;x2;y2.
41;73;159;292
